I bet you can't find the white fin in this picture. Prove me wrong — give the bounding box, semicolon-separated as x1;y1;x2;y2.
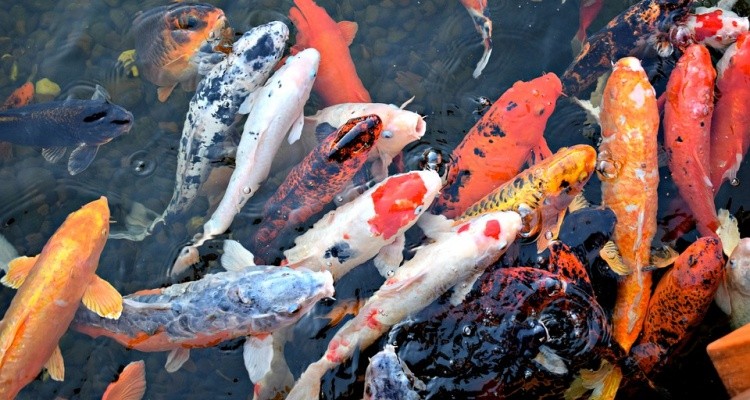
42;147;66;163
449;269;483;306
373;234;405;278
534;345;568;375
718;208;740;257
91;84;111;101
108;201;158;241
238;90;259;115
244;335;274;382
68;144;99;175
287;113;305;144
222;240;256;271
715;276;733;316
417;213;453;240
0;233;18;273
399;96;416;109
165;348;190;373
572;97;601;125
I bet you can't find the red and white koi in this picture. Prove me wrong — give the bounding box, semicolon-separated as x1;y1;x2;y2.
134;22;288;240
172;48;321;273
663;43;718;237
710;32;750;194
283;170;442;279
671;5;749;51
285;211;522;400
459;0;493;78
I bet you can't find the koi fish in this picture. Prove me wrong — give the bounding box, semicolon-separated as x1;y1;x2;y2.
1;81;34;110
173;48;321;271
283;170;442;279
72;264;334;373
130;3;231;102
630;237;724;375
663;44;718;237
139;22;288;240
598;57;659;353
561;0;692;96
363;345;424;400
459;0;493;78
710;32;750;193
715;238;750;329
671;6;749;51
101;360;146;400
297;101;426;182
250;114;382;265
431;72;563;218
573;0;604;50
0;86;133;175
457;144;597;253
0;197;123;399
289;0;371;106
285;211;522;400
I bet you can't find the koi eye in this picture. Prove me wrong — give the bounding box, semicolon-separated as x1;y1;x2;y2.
414;205;423;215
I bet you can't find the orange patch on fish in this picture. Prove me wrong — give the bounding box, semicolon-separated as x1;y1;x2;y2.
368;173;429;240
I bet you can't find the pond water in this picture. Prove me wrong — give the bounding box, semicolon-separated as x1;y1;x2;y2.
0;0;744;398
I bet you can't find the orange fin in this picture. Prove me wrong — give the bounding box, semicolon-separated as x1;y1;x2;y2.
45;345;65;382
156;85;176;103
289;6;311;52
2;255;38;288
599;241;630;275
102;360;147;400
337;21;359;46
83;275;123;319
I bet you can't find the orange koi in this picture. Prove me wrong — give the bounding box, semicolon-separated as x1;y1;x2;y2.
131;3;230;102
101;360;146;400
663;44;718;237
289;0;371;106
0;197;123;399
710;32;750;193
250;115;381;265
1;82;34;110
457;144;597;252
630;237;724;375
431;72;562;219
598;57;659;353
459;0;493;78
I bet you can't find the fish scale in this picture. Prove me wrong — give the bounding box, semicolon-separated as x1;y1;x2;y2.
147;22;288;236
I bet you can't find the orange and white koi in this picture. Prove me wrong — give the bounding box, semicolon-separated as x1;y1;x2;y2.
459;0;493;78
598;57;659;353
285;211;522;400
457;144;596;253
289;0;371;106
73;264;334;373
663;43;718;237
630;237;724;375
101;360;146;400
171;48;321;273
283;170;442;279
432;72;562;219
671;6;749;51
710;32;750;193
250;114;381;265
130;3;231;102
0;197;123;399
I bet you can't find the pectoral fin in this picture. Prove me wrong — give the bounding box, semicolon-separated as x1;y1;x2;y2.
68;144;99;175
2;255;38;288
287;113;305;144
82;275;123;319
165;348;190;373
337;21;358;46
101;360;146;400
600;241;630;275
157;85;176;103
449;270;483;305
374;234;405;278
42;146;67;163
222;240;256;271
243;335;274;382
45;345;65;381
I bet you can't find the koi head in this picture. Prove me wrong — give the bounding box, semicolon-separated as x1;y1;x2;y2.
500;73;563;136
453;211;523;260
328;114;382;163
367;170;442;240
64;98;134;145
376;105;427;159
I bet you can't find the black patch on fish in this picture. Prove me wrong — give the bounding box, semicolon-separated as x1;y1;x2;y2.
490;125;506;138
245;34;274;65
324;242;353;264
506;101;518;111
473;147;485;158
315;122;337;142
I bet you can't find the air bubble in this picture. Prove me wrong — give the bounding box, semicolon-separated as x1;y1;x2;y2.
126;150;157;177
731;178;740;186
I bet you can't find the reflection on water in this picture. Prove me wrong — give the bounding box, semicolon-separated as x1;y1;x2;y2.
0;0;744;398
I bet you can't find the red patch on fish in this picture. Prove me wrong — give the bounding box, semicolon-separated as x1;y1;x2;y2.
694;10;725;42
364;308;381;329
483;219;501;239
367;173;428;240
457;223;471;233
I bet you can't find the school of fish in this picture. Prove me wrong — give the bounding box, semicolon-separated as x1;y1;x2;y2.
2;0;750;399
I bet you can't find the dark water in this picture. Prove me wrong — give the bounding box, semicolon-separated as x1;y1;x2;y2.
0;0;744;398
